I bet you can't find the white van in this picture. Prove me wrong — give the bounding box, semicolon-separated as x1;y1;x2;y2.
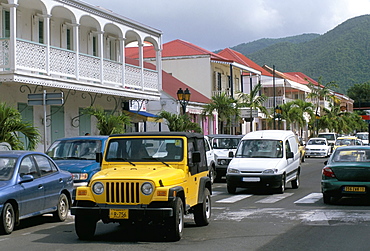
226;130;300;194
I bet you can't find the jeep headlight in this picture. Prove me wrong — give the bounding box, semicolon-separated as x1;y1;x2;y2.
262;169;278;174
92;182;104;195
227;168;240;174
141;182;154;195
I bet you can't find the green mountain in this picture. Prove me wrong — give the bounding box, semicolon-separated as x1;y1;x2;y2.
232;15;370;94
229;33;320;55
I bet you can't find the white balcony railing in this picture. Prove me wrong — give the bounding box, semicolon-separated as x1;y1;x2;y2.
262;96;295;109
0;38;158;91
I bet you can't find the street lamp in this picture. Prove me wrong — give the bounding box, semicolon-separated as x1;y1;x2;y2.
177;88;191;114
275;105;282;130
315;113;320;136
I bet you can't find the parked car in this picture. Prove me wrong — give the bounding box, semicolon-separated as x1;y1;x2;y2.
0;151;73;234
333;136;363;150
226;130;300;194
355;132;369;145
321;146;370;204
317;132;337;150
204;136;216;183
46;136;109;189
207;134;243;181
0;142;11;151
305;137;331;157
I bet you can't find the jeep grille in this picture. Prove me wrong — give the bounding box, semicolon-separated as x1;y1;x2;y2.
105;182;140;204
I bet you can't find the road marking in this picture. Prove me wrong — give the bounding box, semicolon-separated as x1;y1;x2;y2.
215;194;252;203
294;193;322;204
255;193;293;203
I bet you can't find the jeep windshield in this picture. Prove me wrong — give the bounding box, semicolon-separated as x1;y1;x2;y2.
46;140;102;160
105;138;184;162
235;139;283;158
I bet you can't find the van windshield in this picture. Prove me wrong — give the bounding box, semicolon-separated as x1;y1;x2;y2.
235;139;283;158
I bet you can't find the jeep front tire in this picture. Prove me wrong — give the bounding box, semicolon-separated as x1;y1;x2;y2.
75;215;97;240
166;197;184;241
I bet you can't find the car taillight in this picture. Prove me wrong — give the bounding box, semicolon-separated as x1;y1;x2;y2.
322;167;336;178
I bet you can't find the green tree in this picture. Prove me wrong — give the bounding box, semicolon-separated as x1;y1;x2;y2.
0;102;40;150
156;111;201;133
237;82;268;131
83;106;131;135
202;93;239;134
347;82;370;107
280;100;314;135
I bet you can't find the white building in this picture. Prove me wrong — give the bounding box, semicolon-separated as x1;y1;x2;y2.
0;0;162;151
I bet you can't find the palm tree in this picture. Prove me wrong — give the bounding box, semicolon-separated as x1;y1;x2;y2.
306;77;338;135
281;100;314;135
202;93;239;134
83;106;131;135
237;82;268;132
0;102;40;150
156;111;201;133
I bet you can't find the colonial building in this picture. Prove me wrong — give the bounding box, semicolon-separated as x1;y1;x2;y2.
0;0;162;151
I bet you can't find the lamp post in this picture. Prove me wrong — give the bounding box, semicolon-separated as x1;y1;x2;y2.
275;105;282;130
315;113;320;136
177;88;191;115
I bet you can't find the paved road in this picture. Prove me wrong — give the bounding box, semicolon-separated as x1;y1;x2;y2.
1;157;370;250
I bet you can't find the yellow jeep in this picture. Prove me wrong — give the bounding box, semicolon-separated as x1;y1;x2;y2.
71;132;212;241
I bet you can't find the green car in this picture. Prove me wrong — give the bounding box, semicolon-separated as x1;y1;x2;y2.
321;146;370;204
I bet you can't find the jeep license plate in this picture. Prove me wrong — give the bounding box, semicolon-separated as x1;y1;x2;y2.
109;209;129;219
343;186;365;192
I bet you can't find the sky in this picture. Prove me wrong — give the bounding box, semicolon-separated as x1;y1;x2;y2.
85;0;370;51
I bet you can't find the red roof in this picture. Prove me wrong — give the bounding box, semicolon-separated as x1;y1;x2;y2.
284;72;320;86
126;39;233;63
217;48;272;76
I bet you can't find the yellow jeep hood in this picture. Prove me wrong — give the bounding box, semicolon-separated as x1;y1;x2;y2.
93;163;186;187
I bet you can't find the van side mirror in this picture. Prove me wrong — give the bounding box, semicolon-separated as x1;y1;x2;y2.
286;152;294;159
229;151;234;158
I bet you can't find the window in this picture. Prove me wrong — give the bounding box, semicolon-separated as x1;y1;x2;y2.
38;19;44;44
19;156;40;178
92;35;98;56
34;155;57;176
3;10;10;38
66;27;72;50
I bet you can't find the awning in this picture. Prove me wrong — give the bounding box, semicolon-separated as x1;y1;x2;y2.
125;110;163;123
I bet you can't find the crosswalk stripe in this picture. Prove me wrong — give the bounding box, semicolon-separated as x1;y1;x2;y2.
215;194;252;203
255;193;293;203
294;193;323;204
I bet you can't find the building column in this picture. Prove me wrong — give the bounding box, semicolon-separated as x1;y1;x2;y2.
42;14;51;75
73;23;80;80
155;48;162;90
7;2;18;71
138;42;144;90
119;37;125;87
97;31;104;83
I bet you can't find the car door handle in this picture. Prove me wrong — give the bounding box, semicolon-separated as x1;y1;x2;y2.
38;184;43;189
59;178;63;183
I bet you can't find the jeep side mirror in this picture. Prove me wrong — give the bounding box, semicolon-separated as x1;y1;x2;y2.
192;152;201;163
96;152;103;164
229;151;234;158
286;152;294;159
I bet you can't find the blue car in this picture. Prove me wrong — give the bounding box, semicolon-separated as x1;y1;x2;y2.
46;136;108;188
0;151;73;234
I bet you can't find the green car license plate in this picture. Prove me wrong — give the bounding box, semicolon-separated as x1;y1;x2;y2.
109;209;129;219
343;186;366;192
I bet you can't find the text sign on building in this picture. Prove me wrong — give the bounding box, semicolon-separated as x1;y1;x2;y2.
240;108;258;118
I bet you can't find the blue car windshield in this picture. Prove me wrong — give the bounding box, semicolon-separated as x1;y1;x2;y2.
46;140;102;160
0;157;16;181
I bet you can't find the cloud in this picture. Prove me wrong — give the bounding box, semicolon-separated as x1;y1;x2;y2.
86;0;370;51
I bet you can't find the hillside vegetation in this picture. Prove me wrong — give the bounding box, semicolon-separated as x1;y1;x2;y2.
231;15;370;94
